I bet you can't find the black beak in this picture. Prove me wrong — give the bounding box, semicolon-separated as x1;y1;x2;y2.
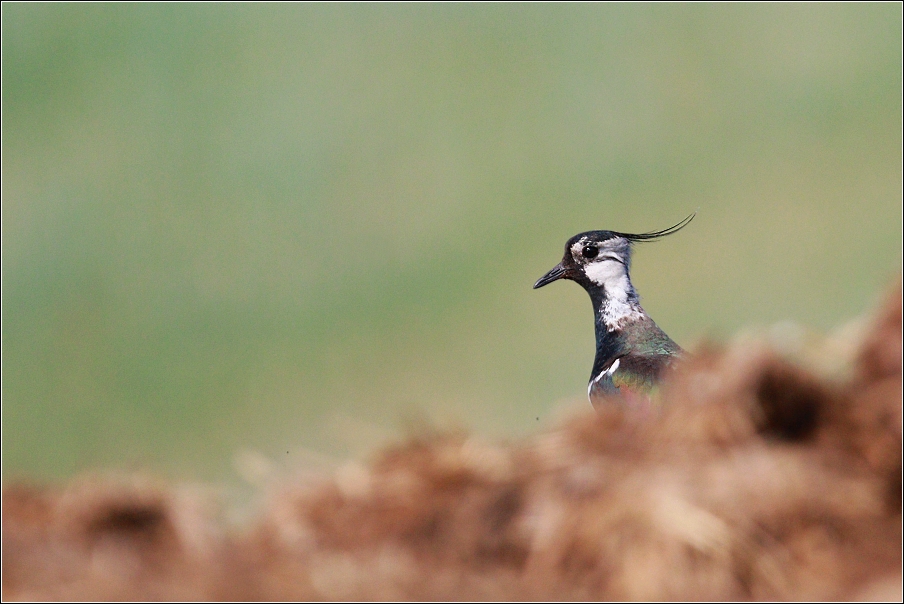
533;262;567;289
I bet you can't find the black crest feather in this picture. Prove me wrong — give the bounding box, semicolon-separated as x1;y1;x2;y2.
615;212;695;242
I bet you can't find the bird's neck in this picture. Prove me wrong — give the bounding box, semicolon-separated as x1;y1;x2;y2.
579;257;654;380
587;273;645;334
584;275;646;376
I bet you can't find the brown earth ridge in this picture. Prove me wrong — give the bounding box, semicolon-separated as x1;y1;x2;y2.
3;282;902;600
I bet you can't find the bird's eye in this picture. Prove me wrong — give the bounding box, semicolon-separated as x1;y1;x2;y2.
581;245;599;259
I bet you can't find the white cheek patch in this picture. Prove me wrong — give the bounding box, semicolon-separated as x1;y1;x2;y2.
583;256;626;286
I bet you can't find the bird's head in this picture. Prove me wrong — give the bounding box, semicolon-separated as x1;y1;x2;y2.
533;213;695;293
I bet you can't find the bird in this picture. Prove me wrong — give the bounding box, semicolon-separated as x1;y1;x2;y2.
533;213;694;407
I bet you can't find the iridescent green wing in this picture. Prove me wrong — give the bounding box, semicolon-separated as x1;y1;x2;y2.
626;323;683;359
611;353;675;395
610;360;655;394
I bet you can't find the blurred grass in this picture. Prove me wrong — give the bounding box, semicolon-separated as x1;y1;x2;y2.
2;4;901;483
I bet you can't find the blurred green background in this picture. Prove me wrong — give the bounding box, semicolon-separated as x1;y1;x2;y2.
3;4;901;484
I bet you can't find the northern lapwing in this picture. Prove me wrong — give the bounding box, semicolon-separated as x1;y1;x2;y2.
534;214;694;407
